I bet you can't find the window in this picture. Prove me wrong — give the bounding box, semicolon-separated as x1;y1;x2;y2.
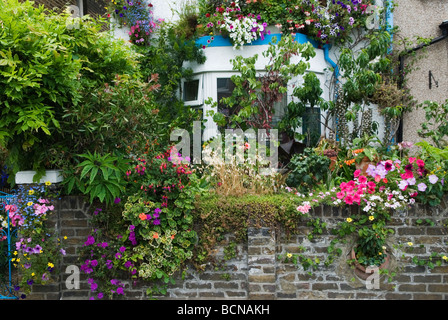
182;75;203;106
217;77;236;117
217;77;287;128
302;107;321;147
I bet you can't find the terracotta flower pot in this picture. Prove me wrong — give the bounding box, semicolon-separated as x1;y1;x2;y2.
350;248;390;280
355;156;374;175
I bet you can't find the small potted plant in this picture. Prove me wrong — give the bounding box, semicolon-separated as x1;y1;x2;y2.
350;225;392;280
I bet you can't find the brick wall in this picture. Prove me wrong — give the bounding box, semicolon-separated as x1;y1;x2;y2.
26;195;448;300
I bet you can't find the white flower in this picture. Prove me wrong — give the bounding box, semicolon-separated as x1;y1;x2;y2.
428;174;439;184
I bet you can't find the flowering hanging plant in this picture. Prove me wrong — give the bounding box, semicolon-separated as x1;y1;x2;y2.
0;183;67;298
105;0;157;45
200;0;270;49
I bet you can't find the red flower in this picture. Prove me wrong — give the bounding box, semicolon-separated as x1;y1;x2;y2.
206;13;210;17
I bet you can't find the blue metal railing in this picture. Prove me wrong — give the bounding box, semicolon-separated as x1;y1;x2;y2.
0;191;18;300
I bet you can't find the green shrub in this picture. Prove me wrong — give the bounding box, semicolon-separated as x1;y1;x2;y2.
0;0;140;181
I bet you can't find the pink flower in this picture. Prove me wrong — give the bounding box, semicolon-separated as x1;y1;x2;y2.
336;191;345;199
416;159;425;168
358;175;367;184
297;204;311;214
409;157;416;164
354;169;361;178
344;195;354;205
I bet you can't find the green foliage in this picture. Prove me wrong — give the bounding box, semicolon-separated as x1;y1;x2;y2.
0;0;141;179
307;217;327;241
278;247;321;275
286;148;331;192
192;193;302;268
211;35;315;131
331;29;392;146
68;151;128;206
136;24;206;131
417;99;448;149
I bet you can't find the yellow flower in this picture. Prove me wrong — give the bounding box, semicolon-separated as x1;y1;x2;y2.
28;189;35;195
442;256;447;261
407;242;413;246
287;253;292;258
27;201;33;206
45;181;51;186
369;215;374;221
64;236;67;240
346;217;353;223
31;272;35;277
378;252;382;255
13;251;17;255
48;262;54;268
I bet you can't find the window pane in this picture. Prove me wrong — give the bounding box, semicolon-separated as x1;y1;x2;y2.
217;78;236;116
183;79;199;102
302;107;321;146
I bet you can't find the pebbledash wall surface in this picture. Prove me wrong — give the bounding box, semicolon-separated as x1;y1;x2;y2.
25;194;448;300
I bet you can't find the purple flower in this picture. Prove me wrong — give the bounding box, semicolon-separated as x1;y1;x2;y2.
418;183;427;192
84;235;95;246
91;282;98;291
116;287;124;295
154;208;162;214
119;246;126;252
90;259;98;267
98;292;104;299
152;219;161;226
114;197;121;204
428;174;439;184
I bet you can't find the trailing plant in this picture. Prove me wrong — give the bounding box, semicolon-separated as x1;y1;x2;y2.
278;247;321;275
105;0;157;45
1;183;67;298
79;145;210;298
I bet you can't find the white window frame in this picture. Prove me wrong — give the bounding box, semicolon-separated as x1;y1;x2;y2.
181;74;204;107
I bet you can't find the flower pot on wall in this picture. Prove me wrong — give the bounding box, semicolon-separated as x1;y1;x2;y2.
350;248;390;280
15;170;63;185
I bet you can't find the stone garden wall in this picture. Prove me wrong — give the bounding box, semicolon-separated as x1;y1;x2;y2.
27;195;448;300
